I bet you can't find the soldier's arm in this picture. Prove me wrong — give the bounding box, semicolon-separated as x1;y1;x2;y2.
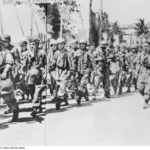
68;52;74;71
88;52;96;70
3;51;14;73
93;49;104;61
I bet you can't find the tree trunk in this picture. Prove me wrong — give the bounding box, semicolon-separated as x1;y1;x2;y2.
89;0;93;45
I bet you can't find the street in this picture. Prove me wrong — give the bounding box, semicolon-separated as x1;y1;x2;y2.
0;87;150;146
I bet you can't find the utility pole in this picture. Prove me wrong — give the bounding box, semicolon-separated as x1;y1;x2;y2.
30;0;34;37
60;1;64;38
89;0;92;44
0;0;3;35
99;0;103;41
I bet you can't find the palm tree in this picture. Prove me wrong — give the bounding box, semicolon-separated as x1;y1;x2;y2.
129;19;150;43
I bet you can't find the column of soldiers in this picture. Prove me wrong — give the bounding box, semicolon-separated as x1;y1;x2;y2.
1;33;150;122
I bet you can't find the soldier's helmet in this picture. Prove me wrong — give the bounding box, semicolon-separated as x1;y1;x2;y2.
69;39;77;46
57;38;66;44
1;35;11;42
50;39;58;46
79;39;87;44
30;68;41;78
27;36;37;44
100;41;108;47
19;40;27;47
120;43;127;49
130;44;137;50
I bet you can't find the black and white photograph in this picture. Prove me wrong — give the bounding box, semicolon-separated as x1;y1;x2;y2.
0;0;150;147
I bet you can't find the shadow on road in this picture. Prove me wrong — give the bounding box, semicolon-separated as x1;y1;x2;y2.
0;115;45;130
111;92;135;99
19;107;32;113
46;98;111;114
0;124;9;130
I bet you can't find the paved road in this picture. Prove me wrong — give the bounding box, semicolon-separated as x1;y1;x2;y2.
0;87;150;146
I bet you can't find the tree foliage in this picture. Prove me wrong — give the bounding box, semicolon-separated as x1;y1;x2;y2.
36;0;80;39
129;18;150;38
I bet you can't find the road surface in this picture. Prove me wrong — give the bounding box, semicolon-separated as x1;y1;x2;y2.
0;87;150;146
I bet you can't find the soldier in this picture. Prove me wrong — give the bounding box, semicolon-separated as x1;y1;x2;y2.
47;39;58;99
117;44;128;95
139;42;150;108
1;35;14;51
88;43;96;88
23;37;46;117
137;42;150;108
75;40;96;105
67;40;78;99
109;50;121;94
99;38;114;98
16;40;29;100
0;41;19;121
126;45;138;91
91;41;105;96
53;38;74;109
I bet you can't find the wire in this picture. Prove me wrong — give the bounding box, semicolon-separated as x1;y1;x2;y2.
13;0;25;36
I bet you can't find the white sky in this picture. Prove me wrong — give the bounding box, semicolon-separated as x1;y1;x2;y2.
79;0;150;27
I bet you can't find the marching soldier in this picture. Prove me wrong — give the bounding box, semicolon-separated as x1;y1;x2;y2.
16;40;29;100
47;39;58;99
1;35;14;51
126;45;138;91
23;37;46;117
99;38;113;98
106;38;120;95
92;41;105;96
53;38;74;109
137;42;150;108
67;40;79;99
117;44;128;95
75;40;96;105
0;41;19;122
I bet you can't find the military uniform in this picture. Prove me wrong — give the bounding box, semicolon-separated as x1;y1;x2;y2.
47;39;58;96
125;45;138;91
137;52;149;95
67;40;78;98
117;47;128;94
92;43;105;95
53;38;74;109
23;37;46;117
75;40;96;104
109;47;121;94
100;44;113;97
0;49;19;121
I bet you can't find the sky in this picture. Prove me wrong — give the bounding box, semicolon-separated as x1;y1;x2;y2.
79;0;150;27
0;4;46;43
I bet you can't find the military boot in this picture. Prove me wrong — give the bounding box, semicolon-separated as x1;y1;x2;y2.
31;109;37;118
126;87;131;93
143;100;149;109
63;93;69;106
105;91;111;98
118;87;122;95
12;104;19;122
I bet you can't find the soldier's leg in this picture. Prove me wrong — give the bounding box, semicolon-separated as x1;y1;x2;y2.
111;74;118;94
103;69;111;98
28;84;35;100
118;71;125;95
31;85;43;117
92;73;102;95
143;93;149;108
78;73;89;102
56;70;70;108
126;72;132;92
3;92;19;121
